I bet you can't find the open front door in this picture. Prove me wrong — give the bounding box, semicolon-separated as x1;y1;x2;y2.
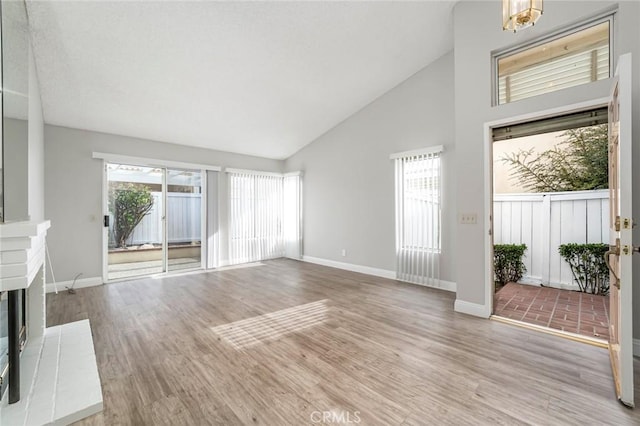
607;53;634;407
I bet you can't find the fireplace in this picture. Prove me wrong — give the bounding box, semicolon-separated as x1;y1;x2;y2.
0;221;49;405
1;221;104;424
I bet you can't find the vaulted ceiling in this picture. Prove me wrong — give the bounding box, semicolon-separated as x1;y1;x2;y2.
26;1;456;159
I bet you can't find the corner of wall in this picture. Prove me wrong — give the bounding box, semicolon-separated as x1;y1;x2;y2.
28;44;46;222
454;298;491;318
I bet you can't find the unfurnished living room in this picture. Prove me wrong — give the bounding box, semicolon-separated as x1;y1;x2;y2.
1;0;640;425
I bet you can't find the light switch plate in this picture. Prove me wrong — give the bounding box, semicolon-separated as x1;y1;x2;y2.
459;213;477;224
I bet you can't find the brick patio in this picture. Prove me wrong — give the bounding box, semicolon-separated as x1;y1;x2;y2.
494;282;610;341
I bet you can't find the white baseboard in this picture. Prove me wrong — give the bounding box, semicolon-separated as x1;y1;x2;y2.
398;277;457;293
518;276;542;286
517;277;580;292
302;256;395;279
301;255;456;293
551;282;582;292
46;276;103;294
454;299;491;318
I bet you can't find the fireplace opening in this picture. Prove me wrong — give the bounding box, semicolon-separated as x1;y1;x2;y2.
0;288;27;403
0;291;7;399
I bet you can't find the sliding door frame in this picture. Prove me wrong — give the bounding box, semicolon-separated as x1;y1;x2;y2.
101;161;109;283
200;170;208;269
96;153;220;283
161;168;168;275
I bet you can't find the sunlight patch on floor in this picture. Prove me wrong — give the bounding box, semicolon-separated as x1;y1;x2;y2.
211;299;329;349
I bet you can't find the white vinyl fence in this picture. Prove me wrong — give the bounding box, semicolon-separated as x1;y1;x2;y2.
109;192;201;247
493;189;609;290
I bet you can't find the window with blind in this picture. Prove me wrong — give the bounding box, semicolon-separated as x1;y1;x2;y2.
227;170;302;265
392;147;442;287
495;16;612;105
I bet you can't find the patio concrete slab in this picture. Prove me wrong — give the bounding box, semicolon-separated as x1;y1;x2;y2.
494;282;609;341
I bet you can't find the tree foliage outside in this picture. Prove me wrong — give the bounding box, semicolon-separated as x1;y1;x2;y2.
109;183;154;248
558;243;609;295
501;124;608;192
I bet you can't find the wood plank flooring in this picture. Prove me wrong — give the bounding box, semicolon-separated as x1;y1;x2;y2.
46;259;640;425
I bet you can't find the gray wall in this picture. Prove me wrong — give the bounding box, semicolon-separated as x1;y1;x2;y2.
3;48;45;222
453;0;640;331
285;52;456;283
3;118;28;220
44;125;283;282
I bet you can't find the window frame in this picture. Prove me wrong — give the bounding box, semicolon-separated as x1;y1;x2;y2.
491;10;616;106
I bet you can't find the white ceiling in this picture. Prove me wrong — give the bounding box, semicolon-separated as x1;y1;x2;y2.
26;1;456;160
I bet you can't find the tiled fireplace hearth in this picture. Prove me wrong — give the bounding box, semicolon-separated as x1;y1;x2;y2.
0;221;103;425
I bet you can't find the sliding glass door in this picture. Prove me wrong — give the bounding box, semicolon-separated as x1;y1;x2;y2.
166;169;202;272
106;163;204;281
107;164;165;280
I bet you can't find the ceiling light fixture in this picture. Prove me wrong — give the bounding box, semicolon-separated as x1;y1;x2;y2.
503;0;543;32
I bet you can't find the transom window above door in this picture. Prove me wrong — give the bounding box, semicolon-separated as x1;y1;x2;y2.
494;13;613;105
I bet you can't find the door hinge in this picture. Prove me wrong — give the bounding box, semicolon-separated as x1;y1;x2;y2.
614;216;634;231
621;245;640;256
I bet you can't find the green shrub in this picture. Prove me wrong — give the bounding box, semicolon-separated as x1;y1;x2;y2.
558;243;609;295
494;244;527;285
109;183;154;248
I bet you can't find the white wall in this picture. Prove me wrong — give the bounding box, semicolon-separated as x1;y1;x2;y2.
28;49;45;222
285;52;456;284
44;125;283;282
453;1;640;326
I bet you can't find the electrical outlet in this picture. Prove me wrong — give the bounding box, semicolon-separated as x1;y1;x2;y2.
459;213;477;224
341;249;347;257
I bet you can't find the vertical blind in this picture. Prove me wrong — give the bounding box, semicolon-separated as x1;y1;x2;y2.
228;170;302;265
284;174;303;259
497;19;610;105
206;171;219;269
498;45;609;104
393;148;442;286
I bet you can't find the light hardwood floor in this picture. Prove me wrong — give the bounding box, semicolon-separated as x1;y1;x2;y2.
46;259;640;425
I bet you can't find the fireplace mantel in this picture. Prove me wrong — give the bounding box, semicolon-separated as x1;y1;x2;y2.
0;220;51;292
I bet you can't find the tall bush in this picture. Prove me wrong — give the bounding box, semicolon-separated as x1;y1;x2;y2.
109;183;154;248
558;243;609;295
494;244;527;286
